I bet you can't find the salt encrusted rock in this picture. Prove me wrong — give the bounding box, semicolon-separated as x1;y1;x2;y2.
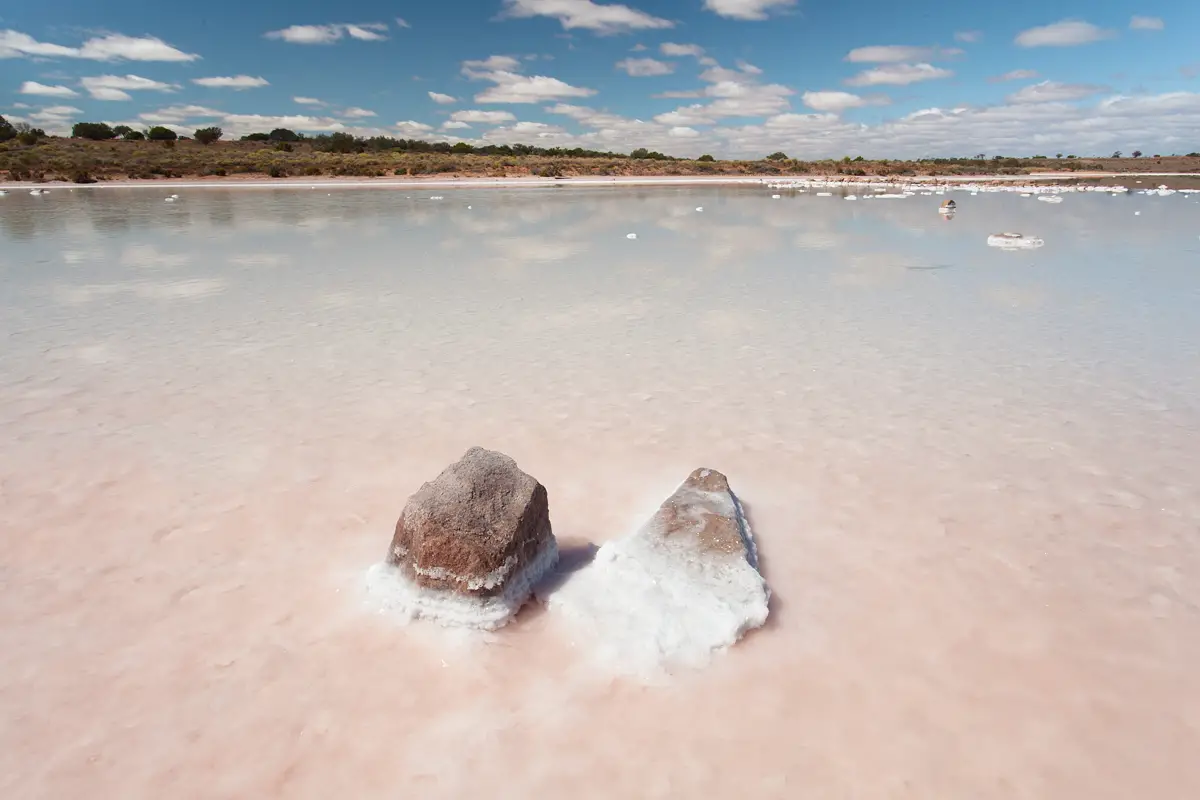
366;447;558;629
547;468;769;674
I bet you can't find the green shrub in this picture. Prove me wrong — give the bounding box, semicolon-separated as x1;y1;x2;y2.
267;164;287;178
72;171;98;184
147;126;177;141
765;151;788;161
274;141;293;152
697;154;715;162
73;122;117;141
123;130;145;141
194;126;223;145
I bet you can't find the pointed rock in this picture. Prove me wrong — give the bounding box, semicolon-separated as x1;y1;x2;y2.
547;468;769;674
366;447;558;629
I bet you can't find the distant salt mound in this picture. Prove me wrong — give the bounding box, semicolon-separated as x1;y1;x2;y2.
547;469;769;675
366;447;558;630
987;232;1045;250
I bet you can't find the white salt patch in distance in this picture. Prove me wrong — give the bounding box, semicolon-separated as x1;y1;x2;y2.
547;490;769;677
364;538;559;630
626;233;638;239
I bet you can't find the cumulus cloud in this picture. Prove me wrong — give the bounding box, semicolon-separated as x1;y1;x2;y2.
192;75;269;89
265;23;390;44
343;107;377;118
802;90;890;113
462;54;597;103
395;120;434;136
712;91;1200;160
499;0;673;34
18;81;77;97
441;120;472;129
137;105;223;124
845;63;953;87
990;69;1039;82
428;91;458;104
1007;80;1108;104
293;96;324;105
1129;16;1164;31
653;60;794;125
1015;20;1114;47
845;45;960;63
703;0;796;20
954;31;981;43
660;42;705;57
81;74;180;101
450;109;518;123
0;29;198;61
616;57;674;76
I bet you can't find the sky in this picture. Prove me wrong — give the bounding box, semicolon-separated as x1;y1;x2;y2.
2;0;1199;159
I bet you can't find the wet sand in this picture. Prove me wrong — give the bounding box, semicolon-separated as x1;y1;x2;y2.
2;187;1198;798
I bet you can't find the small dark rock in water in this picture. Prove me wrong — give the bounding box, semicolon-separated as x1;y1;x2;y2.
368;447;558;629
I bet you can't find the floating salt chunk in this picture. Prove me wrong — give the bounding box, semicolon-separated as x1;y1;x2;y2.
845;195;858;200
429;195;444;200
1037;195;1063;204
467;205;472;209
987;232;1045;249
626;233;638;239
1020;193;1032;198
164;197;175;202
1134;211;1141;216
816;192;832;197
771;194;781;199
695;206;703;212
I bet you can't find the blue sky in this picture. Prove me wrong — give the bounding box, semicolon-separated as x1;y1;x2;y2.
3;0;1198;158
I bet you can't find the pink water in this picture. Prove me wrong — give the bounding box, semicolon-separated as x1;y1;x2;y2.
2;186;1199;798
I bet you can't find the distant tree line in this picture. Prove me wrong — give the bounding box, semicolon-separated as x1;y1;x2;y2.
12;119;1200;163
0;115;47;145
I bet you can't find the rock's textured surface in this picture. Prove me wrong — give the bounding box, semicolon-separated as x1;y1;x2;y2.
367;447;558;629
546;468;769;674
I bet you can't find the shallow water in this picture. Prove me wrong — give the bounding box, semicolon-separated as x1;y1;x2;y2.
2;186;1199;798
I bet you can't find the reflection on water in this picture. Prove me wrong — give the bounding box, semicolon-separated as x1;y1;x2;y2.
2;187;1200;798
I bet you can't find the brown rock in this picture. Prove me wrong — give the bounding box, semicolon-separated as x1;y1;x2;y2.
650;468;760;565
387;447;556;597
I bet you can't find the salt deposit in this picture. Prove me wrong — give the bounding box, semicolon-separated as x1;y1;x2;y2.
987;232;1045;249
546;469;769;676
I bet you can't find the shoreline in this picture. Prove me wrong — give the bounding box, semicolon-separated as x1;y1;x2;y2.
3;171;1199;192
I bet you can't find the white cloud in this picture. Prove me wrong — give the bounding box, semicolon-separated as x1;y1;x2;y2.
0;29;198;61
668;125;700;138
710;91;1200;160
802;90;889;113
954;31;981;43
395;120;434;136
293;96;324;106
442;120;472;129
265;23;389;44
138;105;223;124
660;42;705;57
395;17;411;28
500;0;673;34
703;0;795;20
81;74;180;101
220;113;348;137
450;109;518;123
192;75;269;89
343;107;377;118
845;63;953;87
1007;80;1108;104
18;81;77;97
616;57;674;76
736;60;762;74
1015;20;1114;47
428;91;458;104
991;69;1039;82
653;60;795;124
1130;16;1164;31
845;45;960;63
462;54;597;103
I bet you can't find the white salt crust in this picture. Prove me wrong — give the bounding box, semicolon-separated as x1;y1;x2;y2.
365;538;559;630
546;485;770;677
